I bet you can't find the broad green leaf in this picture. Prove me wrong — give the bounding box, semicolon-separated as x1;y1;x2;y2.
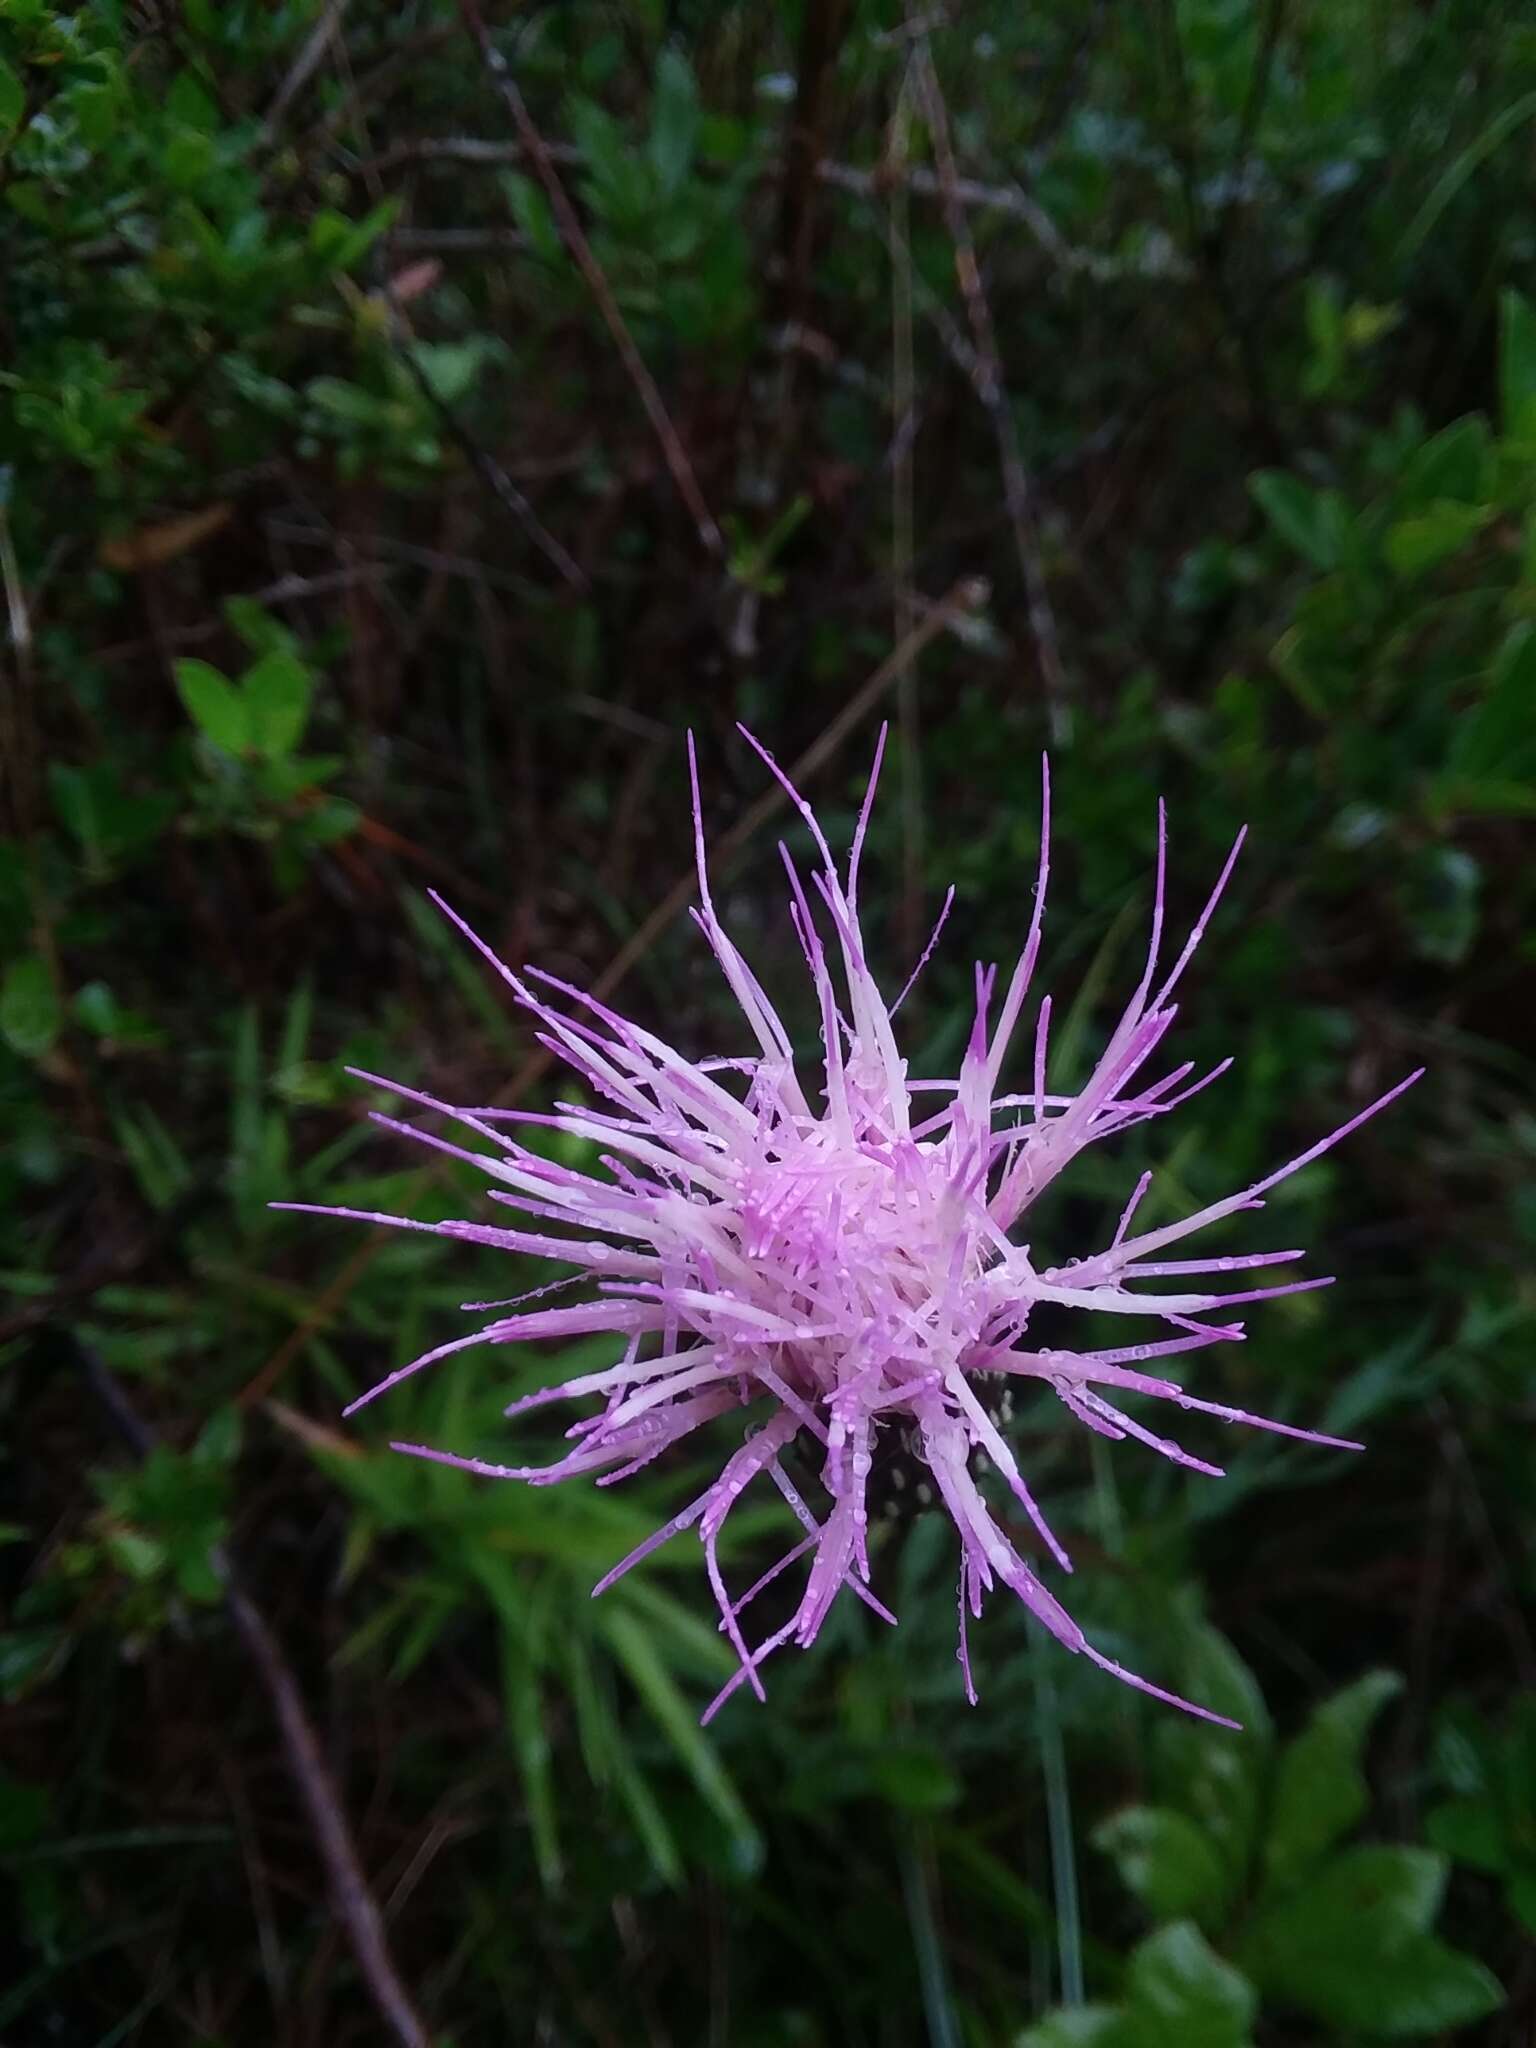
1180;1624;1272;1744
1242;1846;1467;2029
1501;287;1536;437
1384;500;1491;578
306;377;389;427
1425;1796;1505;1873
174;657;250;755
1154;1626;1270;1886
162;125;215;191
1399;416;1493;507
72;981;117;1035
1264;1670;1402;1887
70;78;120;149
1124;1922;1256;2048
241;648;312;760
1250;472;1350;570
1261;1931;1503;2037
165;67;217;133
1449;623;1536;780
0;58;24;138
412;339;496;407
1094;1805;1230;1920
0;956;61;1060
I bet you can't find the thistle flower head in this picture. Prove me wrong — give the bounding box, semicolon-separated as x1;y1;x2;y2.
281;729;1418;1725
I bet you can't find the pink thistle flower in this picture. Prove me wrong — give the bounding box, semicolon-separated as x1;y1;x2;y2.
279;728;1419;1726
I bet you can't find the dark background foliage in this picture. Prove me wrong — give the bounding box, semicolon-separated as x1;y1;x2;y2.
1;2;1533;2043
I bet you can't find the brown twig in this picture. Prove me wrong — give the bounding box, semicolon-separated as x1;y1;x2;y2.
75;1340;434;2048
817;159;1118;276
382;291;588;592
262;0;352;140
454;0;724;559
369;134;1122;278
910;41;1071;744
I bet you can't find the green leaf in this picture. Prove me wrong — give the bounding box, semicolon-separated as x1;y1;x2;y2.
1302;279;1344;394
1396;846;1481;966
1124;1922;1256;2048
0;1626;71;1703
1241;1846;1479;2031
600;1607;761;1867
1154;1625;1270;1887
1509;1871;1536;1934
193;1406;242;1469
0;58;25;138
611;1751;683;1885
299;797;360;847
166;67;217;133
1015;2009;1125;2048
1264;1670;1402;1887
107;1528;167;1582
309;198;399;273
1425;1797;1505;1874
162;125;215;192
567;95;634;212
72;980;118;1036
1267;1932;1503;2037
650;46;700;194
867;1746;960;1813
1094;1806;1230;1920
501;1631;562;1893
174;658;250;755
0;956;61;1061
1180;1624;1272;1744
1501;289;1536;438
241;648;312;760
1449;623;1536;780
0;1771;50;1851
1384;500;1491;578
501;172;562;263
1401;98;1536;265
412;339;496;407
306;377;389;427
1250;473;1350;570
1399;416;1493;506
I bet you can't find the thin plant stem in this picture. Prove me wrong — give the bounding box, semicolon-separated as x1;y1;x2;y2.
899;1824;963;2048
1033;1656;1085;2008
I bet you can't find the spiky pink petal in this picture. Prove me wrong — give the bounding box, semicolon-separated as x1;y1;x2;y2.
285;731;1418;1724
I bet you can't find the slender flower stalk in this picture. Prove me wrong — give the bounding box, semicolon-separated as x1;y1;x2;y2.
278;729;1419;1725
